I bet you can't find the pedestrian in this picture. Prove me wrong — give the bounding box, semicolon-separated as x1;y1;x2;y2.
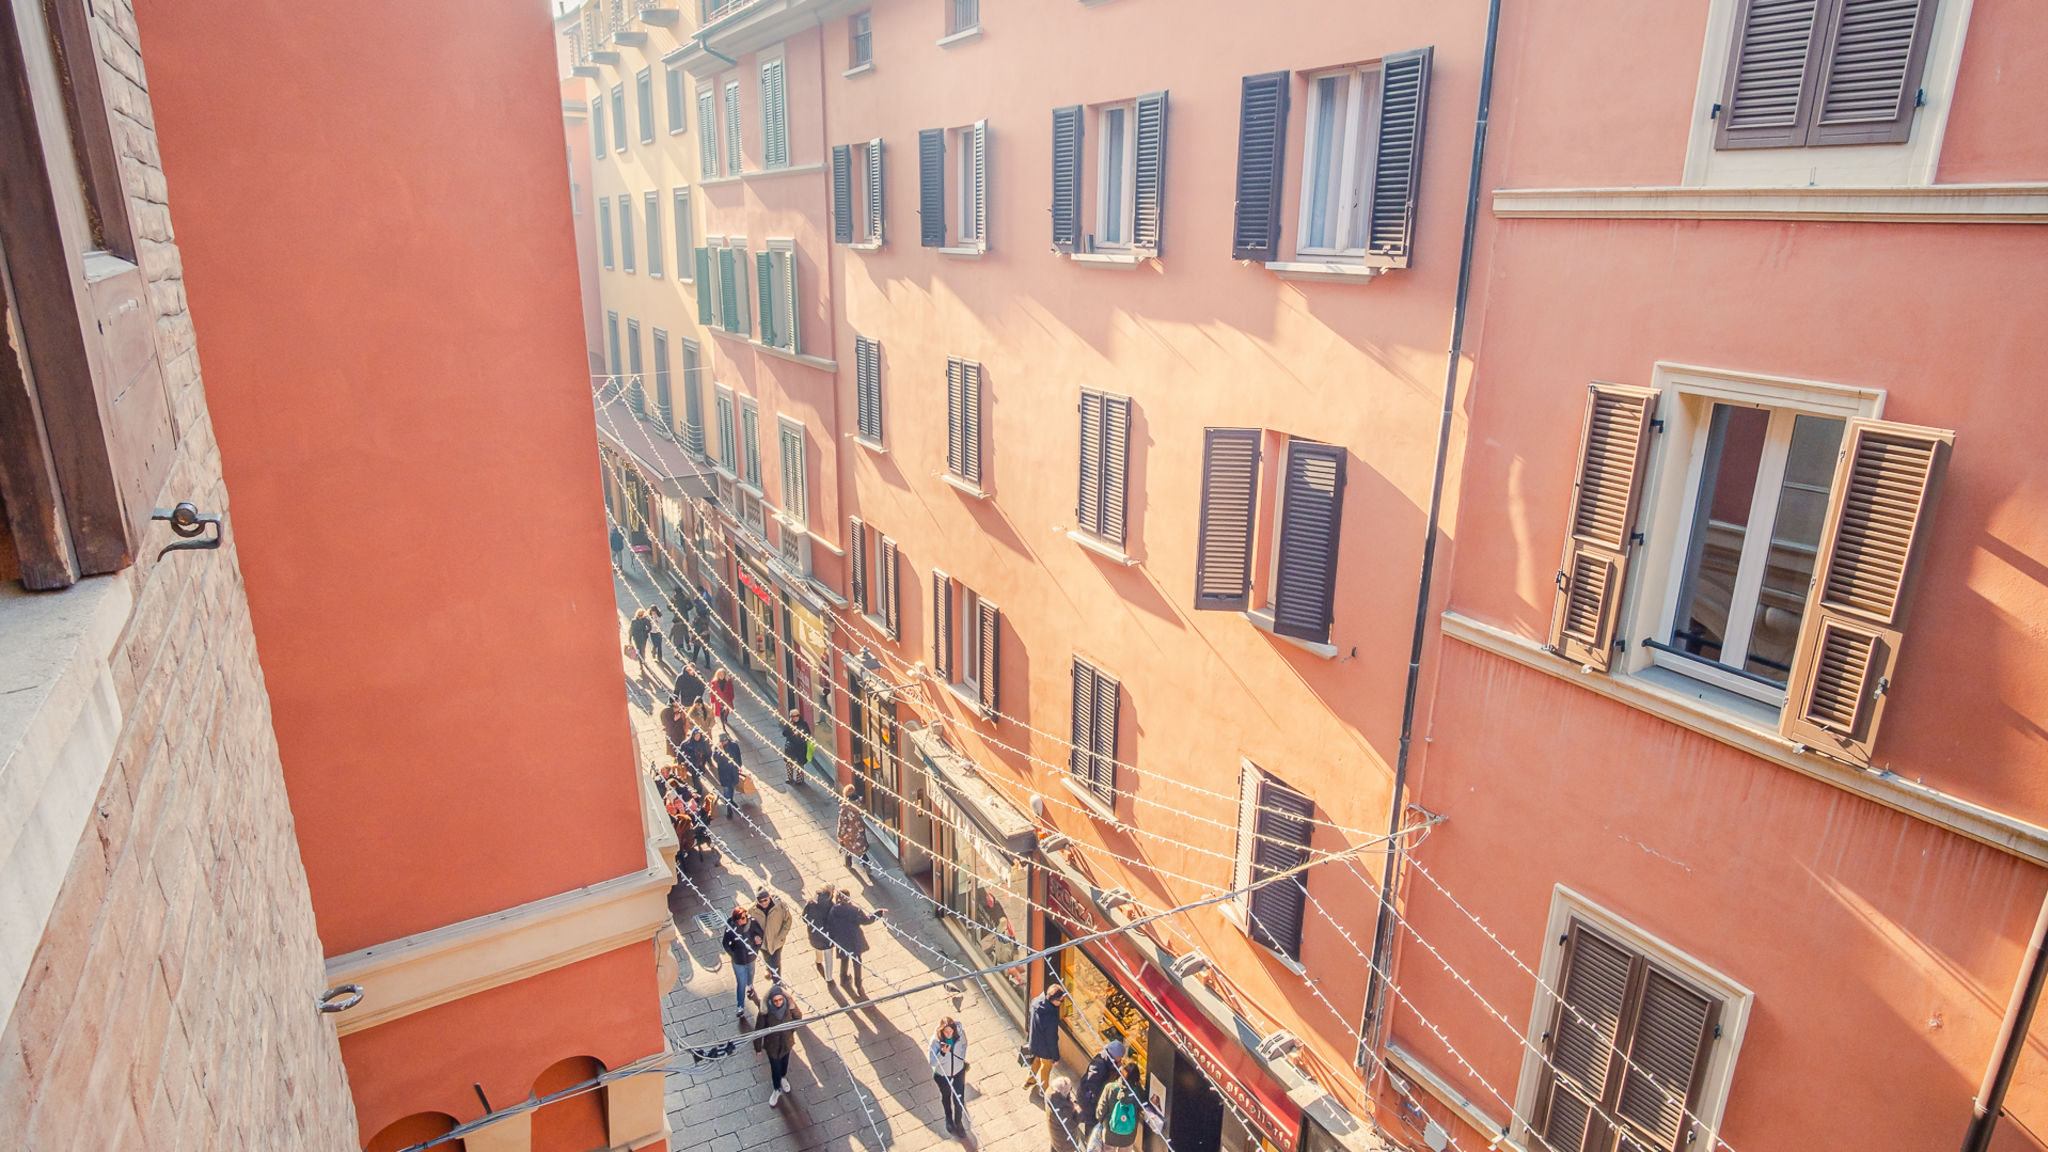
609;525;625;568
780;710;812;785
928;1016;969;1134
1077;1041;1123;1135
758;983;801;1107
837;785;870;870
1025;984;1067;1094
646;605;666;666
710;667;735;720
715;727;744;815
675;660;706;710
1093;1062;1143;1150
826;888;886;991
753;887;792;982
660;696;691;764
721;904;765;1020
680;722;713;795
669;614;693;671
803;886;836;979
1047;1076;1084;1152
627;609;652;674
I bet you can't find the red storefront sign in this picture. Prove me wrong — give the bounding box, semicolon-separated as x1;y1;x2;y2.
736;566;774;603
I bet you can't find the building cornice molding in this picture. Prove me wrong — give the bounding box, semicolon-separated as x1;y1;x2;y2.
669;0;866;76
1490;183;2048;224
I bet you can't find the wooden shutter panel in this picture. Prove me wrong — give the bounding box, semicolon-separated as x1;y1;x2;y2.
755;251;777;348
1232;764;1259;895
1716;0;1828;149
1131;90;1168;257
1246;774;1314;961
717;248;738;330
832;144;855;243
1613;970;1718;1152
931;569;954;680
734;249;752;335
1781;418;1950;762
1367;48;1431;264
919;128;946;247
1809;0;1937;145
879;535;901;638
762;59;788;167
1051;105;1084;253
855;336;881;442
1195;428;1262;611
1271;441;1347;643
694;248;712;323
971;120;989;249
946;357;967;479
682;345;705;454
1077;391;1104;534
1547;384;1659;673
976;600;1000;717
1536;924;1635;1152
1090;667;1119;800
1101;396;1131;546
849;517;869;612
1231;71;1290;261
867;137;885;243
698;89;718;175
1069;659;1096;783
782;252;800;353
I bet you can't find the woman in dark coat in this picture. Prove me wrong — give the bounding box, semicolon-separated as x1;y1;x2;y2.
779;710;812;785
680;723;713;792
714;728;743;813
1047;1076;1084;1152
803;886;836;978
758;984;801;1107
826;889;886;991
1024;985;1067;1092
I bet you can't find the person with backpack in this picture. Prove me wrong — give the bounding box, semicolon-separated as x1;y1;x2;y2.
927;1016;970;1134
1076;1040;1124;1135
757;983;801;1107
721;904;766;1020
1093;1061;1143;1150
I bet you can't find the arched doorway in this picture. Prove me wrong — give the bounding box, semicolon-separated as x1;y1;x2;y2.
530;1055;609;1152
365;1111;464;1152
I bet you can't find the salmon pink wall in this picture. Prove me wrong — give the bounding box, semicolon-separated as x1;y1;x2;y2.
130;0;647;952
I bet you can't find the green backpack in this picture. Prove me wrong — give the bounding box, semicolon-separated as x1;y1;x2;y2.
1107;1086;1139;1138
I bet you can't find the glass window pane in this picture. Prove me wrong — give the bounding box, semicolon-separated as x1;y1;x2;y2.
1671;403;1769;663
1306;76;1343;249
1102;108;1127;245
1743;414;1845;681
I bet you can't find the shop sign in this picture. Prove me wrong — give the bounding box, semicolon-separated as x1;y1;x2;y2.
737;566;775;604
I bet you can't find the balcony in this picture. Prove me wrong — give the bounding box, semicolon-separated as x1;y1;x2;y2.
637;0;681;27
676;0;863;71
609;0;648;46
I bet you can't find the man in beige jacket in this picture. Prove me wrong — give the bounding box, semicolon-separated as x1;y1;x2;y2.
754;887;793;982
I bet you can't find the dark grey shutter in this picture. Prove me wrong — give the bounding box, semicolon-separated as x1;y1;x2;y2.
1271;441;1347;644
976;600;1000;717
961;361;983;486
932;569;954;680
855;336;881;442
755;251;776;347
1077;391;1104;534
1131;90;1167;257
1716;0;1828;149
1051;105;1084;253
718;248;738;329
1367;48;1431;264
612;84;626;150
849;517;868;612
666;66;685;133
1194;428;1262;610
1101;396;1131;546
1068;660;1096;784
1245;774;1314;961
832;144;855;243
919;128;946;247
1809;0;1937;146
681;343;704;453
867;137;886;243
879;535;901;638
1090;668;1119;800
1230;71;1290;261
593;99;606;158
695;248;712;323
946;358;967;479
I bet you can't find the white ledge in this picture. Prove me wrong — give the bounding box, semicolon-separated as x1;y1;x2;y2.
806;578;849;609
1243;605;1338;659
842;61;874;79
1489;183;2048;223
940;473;991;500
1067;530;1139;566
935;26;983;48
1441;611;2048;866
854;435;887;455
1384;1042;1529;1152
750;341;838;373
745;161;827;182
943;680;993;719
1061;775;1119;823
1071;251;1146;269
1264;259;1387;284
696;175;744;188
847;239;885;252
937;245;985;259
1216;903;1308;977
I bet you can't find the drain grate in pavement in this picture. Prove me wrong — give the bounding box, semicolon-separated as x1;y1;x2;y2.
692;912;720;936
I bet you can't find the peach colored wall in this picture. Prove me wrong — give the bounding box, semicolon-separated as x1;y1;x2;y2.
821;0;1493;1080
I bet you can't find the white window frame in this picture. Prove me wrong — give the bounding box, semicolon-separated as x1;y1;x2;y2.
1094;102;1137;251
1681;0;1974;189
723;75;744;176
955;584;981;695
1511;885;1753;1152
1619;363;1885;714
759;49;790;170
697;84;719;178
674;188;694;281
1295;64;1383;259
853;141;879;243
849;10;872;68
777;415;808;528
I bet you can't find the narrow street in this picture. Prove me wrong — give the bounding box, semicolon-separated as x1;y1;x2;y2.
611;564;1049;1152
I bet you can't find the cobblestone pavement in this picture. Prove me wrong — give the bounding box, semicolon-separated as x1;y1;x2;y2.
612;566;1053;1152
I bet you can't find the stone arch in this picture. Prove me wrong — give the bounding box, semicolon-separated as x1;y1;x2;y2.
530;1054;609;1152
365;1111;464;1152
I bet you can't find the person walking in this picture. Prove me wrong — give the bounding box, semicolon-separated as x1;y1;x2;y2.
826;888;886;992
669;613;694;672
1077;1040;1124;1136
709;668;736;721
680;720;713;795
753;888;792;982
779;710;812;785
758;984;801;1107
1093;1062;1143;1151
714;728;744;815
674;660;706;710
660;696;691;764
609;525;625;569
721;904;765;1020
1047;1076;1085;1152
803;886;836;979
1024;984;1068;1094
837;785;870;870
928;1016;970;1134
627;610;652;675
646;605;666;667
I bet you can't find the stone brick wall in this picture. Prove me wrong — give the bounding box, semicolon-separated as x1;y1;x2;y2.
0;0;358;1147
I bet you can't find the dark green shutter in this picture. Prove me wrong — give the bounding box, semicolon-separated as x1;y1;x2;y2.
694;248;712;323
756;250;776;347
1230;71;1290;260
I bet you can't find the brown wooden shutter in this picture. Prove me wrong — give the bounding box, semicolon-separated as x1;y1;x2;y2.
1612;970;1718;1152
1535;924;1635;1152
1231;71;1290;261
1808;0;1937;146
1077;391;1104;534
1547;384;1660;673
1716;0;1827;149
1195;428;1262;610
1367;48;1431;265
1131;90;1167;257
849;516;868;612
832;144;855;243
1271;441;1347;644
919;128;946;247
1101;396;1131;547
1051;105;1084;254
1781;418;1950;762
946;357;968;479
879;535;901;638
976;600;1000;718
1245;773;1314;961
867;137;886;243
932;568;954;680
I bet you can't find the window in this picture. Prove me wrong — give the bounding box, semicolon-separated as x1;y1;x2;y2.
673;189;694;280
599;198;615;268
1076;390;1132;546
849;11;872;68
645;191;663;278
1231;52;1432;268
1193;430;1349;649
1230;764;1315;963
931;574;1001;717
777;418;808;526
651;330;672;425
593;98;607;159
854;335;883;445
756;244;799;353
1052;97;1168;256
714;385;737;474
953;124;986;247
740;396;762;490
1068;658;1119;806
833;139;886;245
605;311;621;383
944;356;983;488
620;199;635;273
723;78;743;175
625;319;644;413
680;339;705;454
1715;0;1937;151
918;122;987;250
849;520;901;636
948;0;979;35
665;65;686;134
698;239;754;337
636;69;655;145
610;84;627;152
760;55;789;169
697;85;719;177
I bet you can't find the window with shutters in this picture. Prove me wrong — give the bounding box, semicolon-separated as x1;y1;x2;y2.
1225;763;1316;966
923;122;987;254
854;335;885;447
757;242;799;353
777;417;808;527
1192;430;1348;655
953;124;986;248
834;140;885;247
759;54;789;169
697;84;719;177
1056;93;1168;261
636;68;655;145
611;84;628;152
933;575;993;710
605;311;622;384
1515;894;1750;1152
1074;390;1132;550
680;339;706;455
599;198;615;269
651;329;672;426
620;199;636;273
944;356;985;492
714;385;738;476
645;191;663;278
849;11;872;69
853;527;901;637
593;98;608;159
740;396;763;491
946;0;979;37
1067;658;1120;810
665;65;686;134
625;320;644;413
674;189;693;281
723;77;744;175
704;237;752;336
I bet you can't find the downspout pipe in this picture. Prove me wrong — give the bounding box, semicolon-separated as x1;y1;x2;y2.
1961;888;2048;1152
1359;0;1503;1064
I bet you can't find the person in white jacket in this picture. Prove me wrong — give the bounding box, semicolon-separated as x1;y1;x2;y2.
927;1016;969;1133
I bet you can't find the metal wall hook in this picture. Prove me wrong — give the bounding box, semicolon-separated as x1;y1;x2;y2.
150;502;223;559
317;984;364;1014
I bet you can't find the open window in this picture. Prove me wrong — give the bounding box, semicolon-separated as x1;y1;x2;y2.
1226;762;1315;965
919;122;987;253
931;572;1000;718
1192;430;1348;654
833;139;886;246
755;242;800;353
1051;94;1166;260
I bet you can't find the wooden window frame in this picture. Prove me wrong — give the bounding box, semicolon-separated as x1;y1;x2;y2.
1295;64;1383;259
1093;101;1138;251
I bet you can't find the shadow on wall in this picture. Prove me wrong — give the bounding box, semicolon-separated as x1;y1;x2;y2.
366;1111;464;1152
530;1055;608;1152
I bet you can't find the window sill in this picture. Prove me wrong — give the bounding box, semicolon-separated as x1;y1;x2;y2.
806;578;850;609
698;175;743;188
1440;610;2048;867
1242;606;1338;660
1061;775;1118;823
649;272;663;280
1264;260;1388;284
842;61;875;79
1067;530;1138;566
937;246;985;259
847;240;885;252
1216;903;1308;977
745;161;827;182
935;26;983;48
1070;252;1146;270
740;481;765;499
1488;184;2048;223
943;680;993;719
940;473;990;500
709;327;753;346
750;341;838;373
854;436;887;456
1383;1042;1532;1152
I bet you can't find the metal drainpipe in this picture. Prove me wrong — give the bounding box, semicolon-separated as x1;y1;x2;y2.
1358;0;1504;1068
1961;887;2048;1152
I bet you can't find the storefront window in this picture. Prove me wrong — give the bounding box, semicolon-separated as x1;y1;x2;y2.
848;678;900;827
1059;944;1149;1078
930;793;1031;1002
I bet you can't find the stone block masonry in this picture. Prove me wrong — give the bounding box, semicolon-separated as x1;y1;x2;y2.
0;0;357;1146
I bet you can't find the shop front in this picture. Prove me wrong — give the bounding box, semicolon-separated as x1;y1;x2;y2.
845;669;901;860
733;555;779;681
